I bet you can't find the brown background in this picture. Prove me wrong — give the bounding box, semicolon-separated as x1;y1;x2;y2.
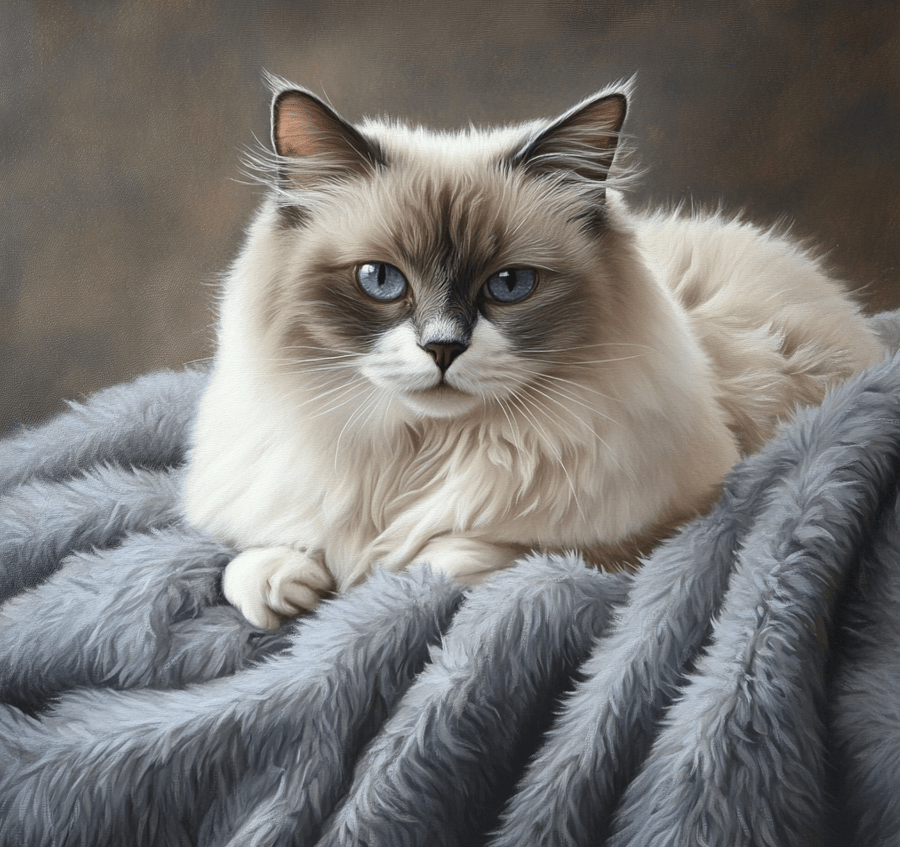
3;0;899;431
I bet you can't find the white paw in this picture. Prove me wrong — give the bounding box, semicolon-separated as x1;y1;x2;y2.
222;546;334;630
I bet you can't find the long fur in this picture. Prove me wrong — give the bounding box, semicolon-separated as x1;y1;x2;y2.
182;82;883;627
3;350;900;843
490;347;900;847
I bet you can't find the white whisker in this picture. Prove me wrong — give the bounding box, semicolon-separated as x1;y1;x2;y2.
530;376;619;425
496;396;524;455
530;372;619;407
508;391;586;522
516;342;653;354
524;383;634;481
525;385;598;437
333;386;382;470
524;354;648;366
264;373;367;417
281;344;363;357
278;363;360;377
302;385;370;423
357;387;388;438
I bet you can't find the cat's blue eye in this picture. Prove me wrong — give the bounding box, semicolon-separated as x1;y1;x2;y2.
357;263;408;301
485;268;537;303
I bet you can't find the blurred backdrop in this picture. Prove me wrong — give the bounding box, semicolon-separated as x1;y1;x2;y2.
2;0;899;429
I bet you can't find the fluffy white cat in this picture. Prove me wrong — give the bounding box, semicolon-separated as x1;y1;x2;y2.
183;78;882;629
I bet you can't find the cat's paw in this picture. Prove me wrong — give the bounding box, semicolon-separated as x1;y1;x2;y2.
222;546;334;630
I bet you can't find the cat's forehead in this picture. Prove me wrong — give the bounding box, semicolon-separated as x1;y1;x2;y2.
301;118;584;276
355;117;545;167
315;166;572;282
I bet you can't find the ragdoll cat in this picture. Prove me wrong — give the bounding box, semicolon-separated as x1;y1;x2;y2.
183;78;883;629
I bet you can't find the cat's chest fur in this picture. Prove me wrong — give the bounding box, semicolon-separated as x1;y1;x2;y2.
184;342;720;589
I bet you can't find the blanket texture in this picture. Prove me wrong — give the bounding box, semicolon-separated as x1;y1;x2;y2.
2;334;900;846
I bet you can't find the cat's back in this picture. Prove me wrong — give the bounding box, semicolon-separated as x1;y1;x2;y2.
631;205;884;451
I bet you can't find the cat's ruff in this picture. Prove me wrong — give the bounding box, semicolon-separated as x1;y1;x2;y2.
183;80;882;629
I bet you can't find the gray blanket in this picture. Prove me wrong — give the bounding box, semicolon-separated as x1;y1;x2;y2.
2;341;900;846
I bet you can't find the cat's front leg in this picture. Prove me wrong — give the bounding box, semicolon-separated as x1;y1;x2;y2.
222;546;334;630
415;536;528;585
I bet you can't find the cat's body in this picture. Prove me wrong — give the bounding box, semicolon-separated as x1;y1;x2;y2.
183;80;883;629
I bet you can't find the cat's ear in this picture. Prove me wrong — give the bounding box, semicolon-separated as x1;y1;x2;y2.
511;89;628;188
271;88;384;190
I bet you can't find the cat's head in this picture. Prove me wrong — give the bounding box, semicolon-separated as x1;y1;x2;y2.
244;78;636;422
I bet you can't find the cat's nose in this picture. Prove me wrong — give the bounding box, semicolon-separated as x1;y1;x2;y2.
422;341;467;373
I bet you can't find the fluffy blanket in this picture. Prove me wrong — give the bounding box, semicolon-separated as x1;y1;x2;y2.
3;330;900;846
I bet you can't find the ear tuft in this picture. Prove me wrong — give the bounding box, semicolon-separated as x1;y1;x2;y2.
270;86;384;187
512;87;630;186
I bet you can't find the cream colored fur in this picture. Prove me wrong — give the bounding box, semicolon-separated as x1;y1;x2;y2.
183;85;883;629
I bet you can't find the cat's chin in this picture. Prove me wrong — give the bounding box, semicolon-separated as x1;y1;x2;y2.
399;385;482;419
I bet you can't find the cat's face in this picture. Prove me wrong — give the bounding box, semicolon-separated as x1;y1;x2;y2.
257;83;629;422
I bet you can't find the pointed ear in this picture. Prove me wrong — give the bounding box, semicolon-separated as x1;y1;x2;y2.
511;91;627;186
272;89;385;189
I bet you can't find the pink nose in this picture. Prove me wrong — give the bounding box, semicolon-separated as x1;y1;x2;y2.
422;342;467;373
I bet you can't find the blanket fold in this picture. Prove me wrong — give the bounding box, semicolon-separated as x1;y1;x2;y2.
2;346;900;846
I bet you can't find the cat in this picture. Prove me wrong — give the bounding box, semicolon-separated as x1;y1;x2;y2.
182;76;884;630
